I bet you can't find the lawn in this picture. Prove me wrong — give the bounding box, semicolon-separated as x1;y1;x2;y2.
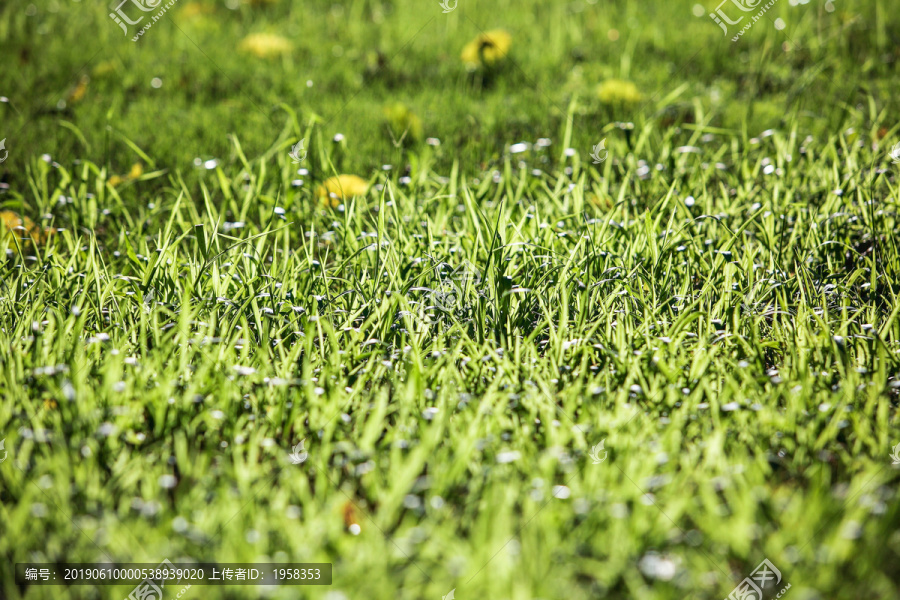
2;0;900;599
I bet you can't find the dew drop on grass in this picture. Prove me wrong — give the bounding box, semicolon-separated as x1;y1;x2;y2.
97;422;116;437
639;553;677;581
552;485;571;499
496;450;521;464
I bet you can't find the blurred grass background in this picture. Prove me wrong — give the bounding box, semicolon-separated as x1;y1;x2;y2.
1;0;895;180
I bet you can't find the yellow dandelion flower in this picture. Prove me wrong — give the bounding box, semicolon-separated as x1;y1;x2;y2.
383;102;423;144
461;29;511;70
0;211;54;246
597;79;642;104
316;175;369;208
107;163;144;188
238;33;293;59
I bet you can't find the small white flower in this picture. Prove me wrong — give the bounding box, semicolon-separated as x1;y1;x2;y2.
496;450;521;464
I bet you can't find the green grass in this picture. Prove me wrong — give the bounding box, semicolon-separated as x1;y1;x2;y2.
2;1;900;599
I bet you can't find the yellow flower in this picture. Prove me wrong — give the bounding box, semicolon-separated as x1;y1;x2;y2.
383;103;423;144
67;75;89;104
597;79;642;104
316;175;369;207
461;29;511;70
0;210;53;246
238;33;293;59
108;163;144;188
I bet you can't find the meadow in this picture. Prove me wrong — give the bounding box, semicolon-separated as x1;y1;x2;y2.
2;0;900;598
